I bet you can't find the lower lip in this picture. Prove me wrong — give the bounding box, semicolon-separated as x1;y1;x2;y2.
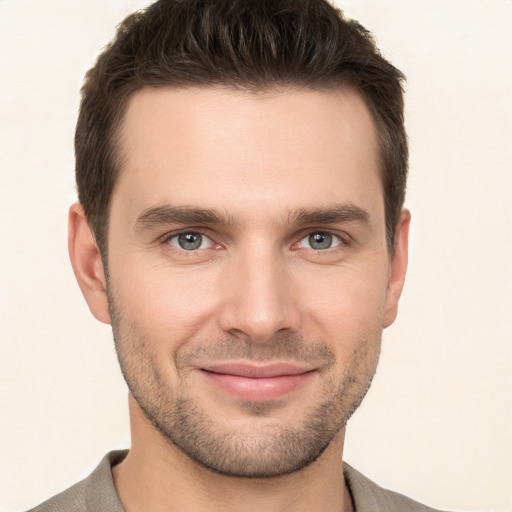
201;370;315;401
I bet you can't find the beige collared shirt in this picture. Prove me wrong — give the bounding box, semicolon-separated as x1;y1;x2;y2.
27;450;445;512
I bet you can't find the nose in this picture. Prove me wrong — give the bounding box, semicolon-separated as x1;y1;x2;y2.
217;246;301;343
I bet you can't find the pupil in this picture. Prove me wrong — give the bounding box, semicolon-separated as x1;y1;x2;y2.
309;232;332;250
178;233;202;250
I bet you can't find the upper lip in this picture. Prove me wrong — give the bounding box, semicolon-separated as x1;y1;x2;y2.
200;362;315;378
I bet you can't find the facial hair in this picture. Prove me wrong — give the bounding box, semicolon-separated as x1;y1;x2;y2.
108;291;380;478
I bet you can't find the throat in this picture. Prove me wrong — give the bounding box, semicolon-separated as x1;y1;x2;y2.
112;429;352;512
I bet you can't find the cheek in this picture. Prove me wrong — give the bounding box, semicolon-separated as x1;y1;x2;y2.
296;266;387;384
294;261;389;333
110;262;221;343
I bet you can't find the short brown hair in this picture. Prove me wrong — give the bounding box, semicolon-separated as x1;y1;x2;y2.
75;0;407;254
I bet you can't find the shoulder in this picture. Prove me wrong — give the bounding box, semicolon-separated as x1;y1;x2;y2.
344;463;447;512
25;450;127;512
25;479;87;512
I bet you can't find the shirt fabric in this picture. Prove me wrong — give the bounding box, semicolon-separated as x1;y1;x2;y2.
27;450;445;511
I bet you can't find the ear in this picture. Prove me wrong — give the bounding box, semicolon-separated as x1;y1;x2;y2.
382;209;410;328
68;203;111;324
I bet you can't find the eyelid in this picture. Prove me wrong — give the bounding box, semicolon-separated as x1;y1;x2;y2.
162;229;216;250
295;230;349;250
159;228;350;252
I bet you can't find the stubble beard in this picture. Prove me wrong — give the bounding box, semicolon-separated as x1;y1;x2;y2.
108;294;380;479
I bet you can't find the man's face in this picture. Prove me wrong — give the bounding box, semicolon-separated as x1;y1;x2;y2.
99;87;407;477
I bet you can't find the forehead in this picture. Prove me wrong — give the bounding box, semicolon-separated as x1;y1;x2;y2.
114;86;383;222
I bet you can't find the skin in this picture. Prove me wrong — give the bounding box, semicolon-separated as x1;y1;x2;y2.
69;87;410;512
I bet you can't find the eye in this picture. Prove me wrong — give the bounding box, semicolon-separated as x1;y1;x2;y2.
298;232;343;250
167;232;214;251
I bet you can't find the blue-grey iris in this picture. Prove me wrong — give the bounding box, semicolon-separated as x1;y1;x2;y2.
309;233;333;250
178;233;203;250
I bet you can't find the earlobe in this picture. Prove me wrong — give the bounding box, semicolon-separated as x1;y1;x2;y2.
68;203;111;324
382;209;411;328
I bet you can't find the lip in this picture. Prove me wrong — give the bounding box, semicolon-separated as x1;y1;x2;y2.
199;362;316;401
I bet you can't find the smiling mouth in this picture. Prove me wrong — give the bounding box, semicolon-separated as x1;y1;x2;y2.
199;362;317;401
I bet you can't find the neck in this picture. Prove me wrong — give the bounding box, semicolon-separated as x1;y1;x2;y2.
113;396;354;512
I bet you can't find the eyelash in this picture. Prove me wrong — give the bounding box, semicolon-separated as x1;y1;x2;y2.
162;230;218;253
295;231;346;251
161;229;350;254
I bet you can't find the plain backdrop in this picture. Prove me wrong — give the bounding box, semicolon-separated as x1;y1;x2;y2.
0;1;511;510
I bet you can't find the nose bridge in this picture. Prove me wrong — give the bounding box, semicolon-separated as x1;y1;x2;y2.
218;241;299;342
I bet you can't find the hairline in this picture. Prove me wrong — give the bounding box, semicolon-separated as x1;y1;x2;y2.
95;81;394;259
101;79;388;238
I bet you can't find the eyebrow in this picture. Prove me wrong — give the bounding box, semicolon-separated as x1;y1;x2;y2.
134;203;370;231
135;205;234;231
290;204;370;226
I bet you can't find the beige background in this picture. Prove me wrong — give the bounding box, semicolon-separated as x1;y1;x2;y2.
0;1;510;510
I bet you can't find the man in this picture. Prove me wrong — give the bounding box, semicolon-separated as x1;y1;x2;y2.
30;0;444;510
